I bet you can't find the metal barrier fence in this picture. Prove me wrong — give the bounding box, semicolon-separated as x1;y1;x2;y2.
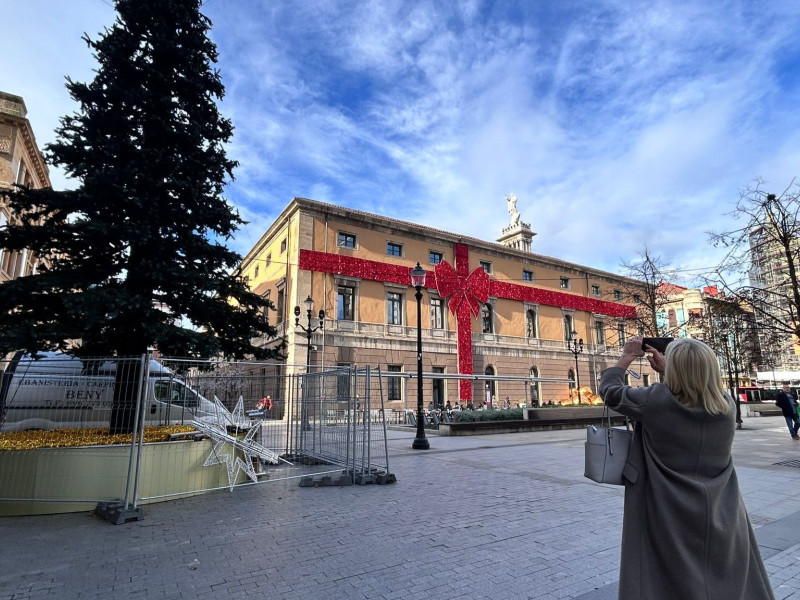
291;365;393;485
0;353;395;523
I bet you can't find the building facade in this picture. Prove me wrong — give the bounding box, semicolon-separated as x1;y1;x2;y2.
0;92;52;283
748;223;800;372
655;283;715;339
240;197;657;410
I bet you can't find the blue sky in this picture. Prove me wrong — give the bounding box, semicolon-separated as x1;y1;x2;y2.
6;0;800;282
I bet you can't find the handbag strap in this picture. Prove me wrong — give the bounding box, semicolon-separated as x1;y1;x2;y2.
602;400;612;428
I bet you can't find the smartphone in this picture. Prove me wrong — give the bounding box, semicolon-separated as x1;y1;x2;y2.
641;337;674;353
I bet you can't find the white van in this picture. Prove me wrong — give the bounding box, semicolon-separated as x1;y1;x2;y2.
0;352;222;432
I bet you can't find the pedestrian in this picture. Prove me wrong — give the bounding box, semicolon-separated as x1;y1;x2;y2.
774;385;800;440
598;336;775;600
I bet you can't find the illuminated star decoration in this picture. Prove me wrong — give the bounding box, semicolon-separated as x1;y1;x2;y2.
210;396;251;431
192;396;280;491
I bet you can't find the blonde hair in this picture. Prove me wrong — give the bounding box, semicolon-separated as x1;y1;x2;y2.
662;338;730;415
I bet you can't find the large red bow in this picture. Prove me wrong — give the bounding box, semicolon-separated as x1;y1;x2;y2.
434;260;490;317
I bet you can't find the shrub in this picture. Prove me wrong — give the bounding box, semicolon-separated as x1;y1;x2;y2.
451;408;524;423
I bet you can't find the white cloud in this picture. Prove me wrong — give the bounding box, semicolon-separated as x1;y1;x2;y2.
7;0;800;287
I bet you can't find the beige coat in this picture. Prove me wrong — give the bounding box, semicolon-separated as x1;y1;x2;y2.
599;367;774;600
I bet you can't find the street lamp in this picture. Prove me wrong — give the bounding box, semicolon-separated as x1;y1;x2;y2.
294;295;325;372
294;296;325;431
567;330;584;403
410;263;430;450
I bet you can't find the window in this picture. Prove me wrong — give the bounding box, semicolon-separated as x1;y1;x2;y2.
482;304;493;333
668;309;677;328
336;363;352;401
522;270;533;282
430;297;444;329
526;309;538;338
429;251;443;265
591;285;600;296
387;365;402;401
480;261;492;274
530;367;541;405
613;289;622;300
617;323;626;346
254;264;259;279
624;372;631;385
154;381;198;408
1;250;19;277
280;238;287;253
276;289;285;323
568;369;576;391
633;294;642;304
563;315;574;342
262;290;271;320
387;292;402;325
594;321;605;345
560;277;570;289
387;242;403;257
484;366;496;401
337;286;355;321
338;232;357;248
643;374;650;387
266;253;272;266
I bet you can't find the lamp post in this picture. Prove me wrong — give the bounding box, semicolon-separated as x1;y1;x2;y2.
410;263;430;450
294;295;325;431
294;295;325;372
567;330;584;403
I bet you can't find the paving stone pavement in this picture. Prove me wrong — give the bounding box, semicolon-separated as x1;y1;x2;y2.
3;415;800;599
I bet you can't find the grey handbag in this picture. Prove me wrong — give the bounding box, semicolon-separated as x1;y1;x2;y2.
584;405;632;485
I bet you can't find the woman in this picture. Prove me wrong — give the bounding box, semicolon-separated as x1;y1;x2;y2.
599;336;774;600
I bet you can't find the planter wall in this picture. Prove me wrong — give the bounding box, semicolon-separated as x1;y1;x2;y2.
0;439;244;516
440;407;626;436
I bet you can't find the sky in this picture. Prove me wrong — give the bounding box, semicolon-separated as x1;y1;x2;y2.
6;0;800;284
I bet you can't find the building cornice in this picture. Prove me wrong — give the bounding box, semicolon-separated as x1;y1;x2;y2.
248;197;643;287
0;112;51;189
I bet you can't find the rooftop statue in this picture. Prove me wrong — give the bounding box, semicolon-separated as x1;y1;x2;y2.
506;193;521;226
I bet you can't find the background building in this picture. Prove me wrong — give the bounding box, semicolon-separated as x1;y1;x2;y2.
0;91;51;283
748;223;800;372
239;197;657;410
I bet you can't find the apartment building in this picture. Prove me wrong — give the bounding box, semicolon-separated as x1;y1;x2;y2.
748;223;800;371
0;91;52;282
239;197;657;408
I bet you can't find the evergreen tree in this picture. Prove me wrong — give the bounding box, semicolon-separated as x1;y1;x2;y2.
0;0;279;431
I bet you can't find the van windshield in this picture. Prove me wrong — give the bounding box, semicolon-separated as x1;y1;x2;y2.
153;380;199;408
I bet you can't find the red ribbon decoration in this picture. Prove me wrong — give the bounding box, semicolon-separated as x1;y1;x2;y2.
298;246;635;403
433;243;490;401
434;260;490;318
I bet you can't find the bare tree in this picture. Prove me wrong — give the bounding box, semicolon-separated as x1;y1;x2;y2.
696;295;765;427
707;178;800;370
618;247;682;337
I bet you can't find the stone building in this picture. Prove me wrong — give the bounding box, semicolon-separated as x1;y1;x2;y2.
0;91;52;283
239;197;657;410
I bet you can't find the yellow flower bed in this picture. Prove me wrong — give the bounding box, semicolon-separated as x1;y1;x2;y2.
0;425;197;451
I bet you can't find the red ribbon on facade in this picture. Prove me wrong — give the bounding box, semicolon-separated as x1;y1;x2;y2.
433;260;490;318
298;246;635;403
